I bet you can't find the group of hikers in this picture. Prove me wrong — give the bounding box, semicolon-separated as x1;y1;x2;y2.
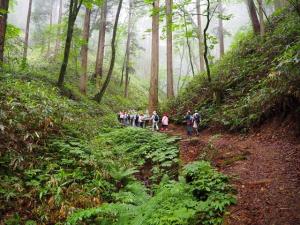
117;110;169;131
117;109;201;136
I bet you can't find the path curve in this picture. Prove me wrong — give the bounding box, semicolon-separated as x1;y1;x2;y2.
165;121;300;225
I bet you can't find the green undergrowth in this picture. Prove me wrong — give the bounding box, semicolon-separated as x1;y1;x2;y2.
0;75;235;224
166;9;300;131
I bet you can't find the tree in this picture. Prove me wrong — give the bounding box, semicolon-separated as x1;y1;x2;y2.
23;0;33;65
166;0;174;98
196;0;205;72
0;0;9;65
218;0;224;57
79;6;91;94
257;0;265;36
124;0;133;98
55;0;63;54
182;11;195;77
246;0;260;34
57;0;83;88
203;0;219;82
47;0;54;56
94;0;123;103
148;0;160;113
95;0;107;81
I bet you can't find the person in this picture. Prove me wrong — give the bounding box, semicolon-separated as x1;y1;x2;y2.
135;113;139;127
151;111;159;131
193;110;201;135
161;113;169;131
130;112;135;126
185;110;193;136
120;111;125;125
117;111;122;123
139;113;145;128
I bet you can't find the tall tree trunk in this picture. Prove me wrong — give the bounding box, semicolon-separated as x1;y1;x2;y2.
55;0;63;54
120;51;126;86
196;0;205;72
203;0;212;82
95;0;107;80
47;0;54;56
79;7;91;94
246;0;260;34
57;0;83;88
183;12;195;76
148;0;159;113
257;0;265;36
23;0;33;65
0;0;9;65
94;0;123;103
124;0;133;98
218;1;225;58
177;46;185;94
166;0;174;98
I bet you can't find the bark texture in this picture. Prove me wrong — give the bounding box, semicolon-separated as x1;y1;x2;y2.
0;0;9;65
124;0;133;98
258;0;265;36
246;0;260;34
23;0;32;64
95;0;107;79
166;0;174;98
57;0;83;88
148;0;160;113
196;0;205;72
79;7;91;94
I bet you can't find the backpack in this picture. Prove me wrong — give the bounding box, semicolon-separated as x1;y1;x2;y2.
154;115;159;122
194;113;201;123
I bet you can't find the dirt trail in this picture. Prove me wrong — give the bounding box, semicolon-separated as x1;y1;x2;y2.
165;120;300;225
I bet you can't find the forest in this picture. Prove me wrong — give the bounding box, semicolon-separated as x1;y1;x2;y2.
0;0;299;224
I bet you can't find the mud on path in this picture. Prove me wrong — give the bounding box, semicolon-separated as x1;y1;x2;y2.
165;119;300;225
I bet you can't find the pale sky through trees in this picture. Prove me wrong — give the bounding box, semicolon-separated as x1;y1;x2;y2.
9;0;250;82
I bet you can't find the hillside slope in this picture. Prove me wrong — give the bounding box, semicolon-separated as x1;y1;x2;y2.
167;9;300;132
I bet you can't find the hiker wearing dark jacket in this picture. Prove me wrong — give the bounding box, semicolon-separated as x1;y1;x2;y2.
185;111;193;136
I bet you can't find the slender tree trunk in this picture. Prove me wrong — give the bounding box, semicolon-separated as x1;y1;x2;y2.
124;0;133;98
95;0;107;80
196;0;205;72
183;12;195;76
57;0;83;88
55;0;63;54
148;0;159;113
218;1;225;58
120;51;126;86
203;0;211;82
47;0;54;56
177;46;185;94
257;0;265;36
166;0;174;98
0;0;9;65
23;0;33;65
79;7;91;94
246;0;260;34
94;0;123;103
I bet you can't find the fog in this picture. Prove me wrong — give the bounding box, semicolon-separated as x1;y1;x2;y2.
9;0;252;85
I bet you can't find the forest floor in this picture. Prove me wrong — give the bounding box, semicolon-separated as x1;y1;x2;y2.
165;118;300;225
